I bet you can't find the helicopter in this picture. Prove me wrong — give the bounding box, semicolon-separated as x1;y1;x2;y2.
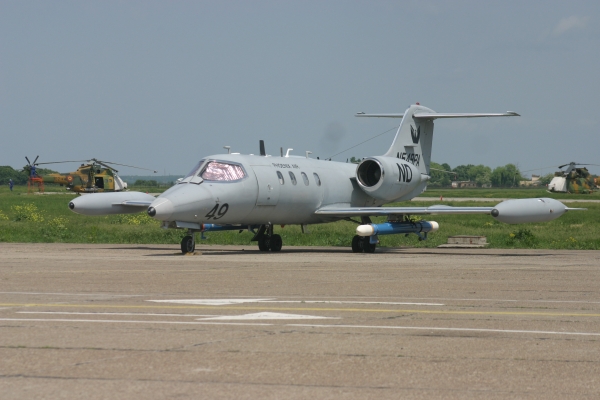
24;156;157;193
547;162;599;194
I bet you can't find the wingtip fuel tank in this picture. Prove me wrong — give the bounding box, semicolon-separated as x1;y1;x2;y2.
491;198;572;224
68;192;156;216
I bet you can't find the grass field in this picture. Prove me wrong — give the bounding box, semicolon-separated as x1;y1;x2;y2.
0;185;598;250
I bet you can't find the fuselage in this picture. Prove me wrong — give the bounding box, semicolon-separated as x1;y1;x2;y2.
149;154;386;226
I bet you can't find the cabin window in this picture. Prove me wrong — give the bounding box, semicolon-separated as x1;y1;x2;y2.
277;171;284;185
200;161;246;182
301;172;309;186
289;171;297;185
313;173;321;186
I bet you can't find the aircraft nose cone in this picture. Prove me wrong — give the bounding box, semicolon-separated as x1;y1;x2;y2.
148;198;174;220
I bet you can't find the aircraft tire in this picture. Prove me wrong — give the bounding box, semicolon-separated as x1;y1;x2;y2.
181;235;195;254
363;239;377;253
270;234;282;252
351;235;362;253
258;236;269;251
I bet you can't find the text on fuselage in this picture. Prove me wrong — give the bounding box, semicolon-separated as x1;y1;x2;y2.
396;152;420;167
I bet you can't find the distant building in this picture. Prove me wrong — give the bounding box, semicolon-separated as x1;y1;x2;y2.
520;174;541;187
451;180;477;188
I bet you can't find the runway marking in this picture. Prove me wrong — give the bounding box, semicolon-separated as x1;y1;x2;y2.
148;299;444;306
1;318;600;337
148;299;275;306
17;311;214;317
2;303;600;318
0;292;144;297
199;312;338;320
260;300;445;306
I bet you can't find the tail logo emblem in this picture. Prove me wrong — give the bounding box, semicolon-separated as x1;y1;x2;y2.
410;126;420;144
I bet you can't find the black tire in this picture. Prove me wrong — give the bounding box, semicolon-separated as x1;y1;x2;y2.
270;234;282;252
363;239;377;253
258;236;269;251
351;235;363;253
181;235;195;254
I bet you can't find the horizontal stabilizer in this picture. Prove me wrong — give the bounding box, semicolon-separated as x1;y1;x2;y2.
355;111;519;119
414;111;520;119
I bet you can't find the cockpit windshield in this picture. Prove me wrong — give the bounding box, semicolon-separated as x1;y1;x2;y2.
200;161;246;182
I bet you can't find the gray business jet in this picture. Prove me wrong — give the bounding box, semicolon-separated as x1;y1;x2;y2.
69;103;583;253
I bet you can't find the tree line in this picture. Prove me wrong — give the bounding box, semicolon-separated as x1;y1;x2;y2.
0;166;58;185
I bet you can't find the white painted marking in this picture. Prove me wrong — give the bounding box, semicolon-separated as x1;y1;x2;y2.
199;312;337;320
261;300;444;306
0;292;143;297
148;299;275;306
1;318;600;336
17;311;214;317
287;324;600;337
147;298;443;306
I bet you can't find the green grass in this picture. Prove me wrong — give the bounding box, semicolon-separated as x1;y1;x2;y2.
0;185;598;249
421;187;600;200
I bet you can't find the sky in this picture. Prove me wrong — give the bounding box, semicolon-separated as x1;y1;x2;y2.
1;0;599;178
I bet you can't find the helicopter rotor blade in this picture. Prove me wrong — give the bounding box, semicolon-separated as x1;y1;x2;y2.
95;160;157;173
32;155;39;165
25;156;31;166
35;160;90;165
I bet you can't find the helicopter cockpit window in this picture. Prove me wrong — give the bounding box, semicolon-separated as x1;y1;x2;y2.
200;161;246;182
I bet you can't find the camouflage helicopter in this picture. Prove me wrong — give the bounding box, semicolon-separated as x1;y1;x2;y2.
24;156;156;193
547;162;599;194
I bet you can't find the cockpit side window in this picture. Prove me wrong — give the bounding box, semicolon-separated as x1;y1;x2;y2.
200;161;246;182
180;159;206;183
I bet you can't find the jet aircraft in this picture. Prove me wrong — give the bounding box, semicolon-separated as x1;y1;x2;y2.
69;103;583;253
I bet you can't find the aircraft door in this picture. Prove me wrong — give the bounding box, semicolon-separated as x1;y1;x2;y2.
252;166;280;206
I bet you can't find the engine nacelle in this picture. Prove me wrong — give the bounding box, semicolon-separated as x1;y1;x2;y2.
356;157;421;201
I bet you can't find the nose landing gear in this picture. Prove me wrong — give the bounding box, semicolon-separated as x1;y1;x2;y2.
181;234;195;254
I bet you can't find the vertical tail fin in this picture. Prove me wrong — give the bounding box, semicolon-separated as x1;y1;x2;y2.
356;104;435;176
356;104;519;176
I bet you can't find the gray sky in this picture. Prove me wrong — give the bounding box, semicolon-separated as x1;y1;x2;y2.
1;0;599;177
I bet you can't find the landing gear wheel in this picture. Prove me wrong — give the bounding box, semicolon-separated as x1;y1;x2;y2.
181;235;195;254
351;235;376;253
270;234;282;252
258;236;270;251
363;239;377;253
351;235;362;253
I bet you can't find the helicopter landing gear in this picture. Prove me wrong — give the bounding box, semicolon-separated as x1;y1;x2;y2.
351;235;377;253
253;224;282;252
181;234;195;254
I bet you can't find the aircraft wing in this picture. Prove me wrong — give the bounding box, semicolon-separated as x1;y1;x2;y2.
315;205;494;217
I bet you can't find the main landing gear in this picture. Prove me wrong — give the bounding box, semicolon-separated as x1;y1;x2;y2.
351;216;377;253
252;224;282;252
351;235;376;253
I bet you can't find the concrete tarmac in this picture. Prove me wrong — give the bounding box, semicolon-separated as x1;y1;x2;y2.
1;243;600;399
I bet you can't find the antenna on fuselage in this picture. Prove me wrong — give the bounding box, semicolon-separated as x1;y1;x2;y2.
259;140;266;156
306;151;312;159
223;146;231;154
280;147;283;157
285;148;293;157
